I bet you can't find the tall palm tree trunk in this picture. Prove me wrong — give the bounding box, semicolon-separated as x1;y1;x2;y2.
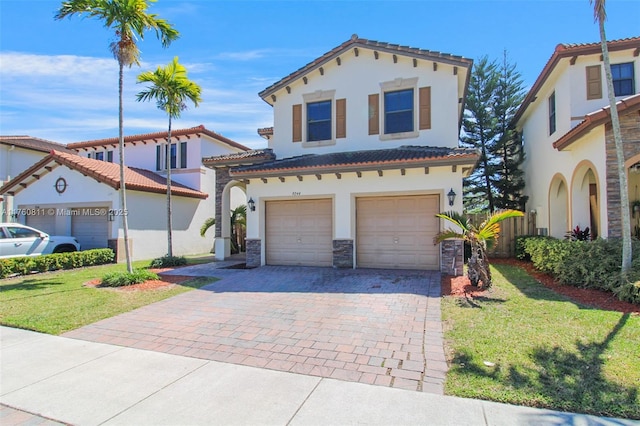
166;116;173;257
598;16;632;274
118;61;133;273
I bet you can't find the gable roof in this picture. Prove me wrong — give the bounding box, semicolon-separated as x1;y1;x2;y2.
514;37;640;125
553;93;640;151
0;150;207;199
0;136;74;154
67;125;249;152
259;34;473;102
228;146;479;178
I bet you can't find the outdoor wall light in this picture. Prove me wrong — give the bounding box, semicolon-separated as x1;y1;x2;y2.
247;197;256;212
447;188;456;206
108;210;115;222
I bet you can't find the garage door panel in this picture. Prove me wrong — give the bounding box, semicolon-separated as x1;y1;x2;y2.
357;195;439;270
266;199;332;267
71;208;109;250
26;214;56;235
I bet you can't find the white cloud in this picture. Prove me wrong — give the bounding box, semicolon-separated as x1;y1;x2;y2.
0;51;273;148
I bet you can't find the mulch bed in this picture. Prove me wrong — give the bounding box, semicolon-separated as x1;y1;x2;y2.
441;258;639;314
83;273;192;292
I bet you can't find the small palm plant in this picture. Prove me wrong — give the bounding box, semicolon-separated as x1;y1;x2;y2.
434;209;524;288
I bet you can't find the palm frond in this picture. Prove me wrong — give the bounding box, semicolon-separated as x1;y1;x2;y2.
433;229;466;245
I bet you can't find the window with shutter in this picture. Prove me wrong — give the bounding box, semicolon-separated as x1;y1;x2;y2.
419;86;431;130
292;104;302;142
586;65;602;100
107;151;113;162
368;94;379;135
180;142;187;168
336;98;346;138
156;145;161;170
548;92;556;136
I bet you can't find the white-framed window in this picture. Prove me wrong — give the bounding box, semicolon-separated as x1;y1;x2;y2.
378;77;420;140
156;142;188;171
548;91;556;136
612;62;635;96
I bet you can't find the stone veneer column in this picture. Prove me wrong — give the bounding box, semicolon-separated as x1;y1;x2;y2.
245;239;261;268
605;112;640;238
440;240;463;276
214;167;232;239
332;239;354;268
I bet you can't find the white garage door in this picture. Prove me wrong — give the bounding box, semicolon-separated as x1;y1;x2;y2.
26;213;56;235
266;199;332;267
357;195;439;270
71;208;109;250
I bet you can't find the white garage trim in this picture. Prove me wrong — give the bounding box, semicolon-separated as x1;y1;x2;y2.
265;199;333;267
356;195;439;270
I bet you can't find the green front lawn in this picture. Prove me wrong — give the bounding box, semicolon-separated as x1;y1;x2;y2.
0;259;214;335
442;263;640;419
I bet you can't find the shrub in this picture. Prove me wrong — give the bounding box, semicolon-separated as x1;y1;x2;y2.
100;269;159;287
523;237;577;275
555;239;622;289
523;237;640;305
515;235;550;261
0;249;115;279
149;255;187;269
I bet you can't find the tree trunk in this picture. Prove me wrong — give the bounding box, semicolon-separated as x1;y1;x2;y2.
166;117;173;257
598;20;632;275
118;61;133;273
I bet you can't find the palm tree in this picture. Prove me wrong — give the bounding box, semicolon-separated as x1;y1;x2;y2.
591;0;632;276
136;57;201;257
230;205;247;254
55;0;179;273
434;210;524;288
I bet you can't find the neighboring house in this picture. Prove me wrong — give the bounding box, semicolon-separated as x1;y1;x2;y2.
0;136;75;222
0;125;249;260
204;35;479;273
514;37;640;239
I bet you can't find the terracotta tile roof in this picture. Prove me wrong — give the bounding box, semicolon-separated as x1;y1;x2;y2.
0;150;207;199
553;93;640;151
67;124;250;152
0;136;74;154
259;34;473;101
229;146;479;178
202;149;276;168
514;37;640;125
258;127;274;139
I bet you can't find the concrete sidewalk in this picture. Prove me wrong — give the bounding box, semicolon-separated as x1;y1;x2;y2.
0;327;633;426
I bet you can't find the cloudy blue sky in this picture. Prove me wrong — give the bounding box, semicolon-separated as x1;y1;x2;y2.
0;0;638;149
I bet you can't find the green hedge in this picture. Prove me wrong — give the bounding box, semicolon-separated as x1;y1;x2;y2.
149;255;187;268
0;249;115;279
101;269;158;287
522;237;640;305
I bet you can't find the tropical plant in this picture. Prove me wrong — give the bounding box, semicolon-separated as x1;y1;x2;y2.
55;0;179;273
565;225;591;241
200;205;247;254
434;209;524;288
136;57;202;257
591;0;632;276
230;204;247;254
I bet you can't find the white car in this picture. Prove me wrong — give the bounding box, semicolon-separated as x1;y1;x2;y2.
0;223;81;258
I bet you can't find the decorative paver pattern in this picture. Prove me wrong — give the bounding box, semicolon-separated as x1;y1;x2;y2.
64;266;447;393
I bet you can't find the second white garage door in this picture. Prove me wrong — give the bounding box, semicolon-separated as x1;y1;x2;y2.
357;195;440;270
266;199;332;267
71;208;109;250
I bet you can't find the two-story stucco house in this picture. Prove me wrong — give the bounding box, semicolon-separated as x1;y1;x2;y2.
515;37;640;239
204;35;479;273
0;125;248;260
0;136;76;222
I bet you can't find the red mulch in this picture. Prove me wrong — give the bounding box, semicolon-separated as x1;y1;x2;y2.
83;273;192;292
441;258;639;314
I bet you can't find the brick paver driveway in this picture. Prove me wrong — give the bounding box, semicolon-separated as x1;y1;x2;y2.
64;266;448;393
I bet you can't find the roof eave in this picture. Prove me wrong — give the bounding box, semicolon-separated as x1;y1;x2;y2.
259;39;473;102
230;154;479;179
